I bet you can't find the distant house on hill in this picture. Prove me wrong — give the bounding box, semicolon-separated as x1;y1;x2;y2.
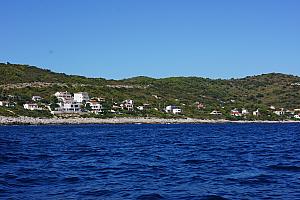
74;92;90;103
54;101;81;113
0;101;15;108
242;108;249;115
121;99;134;111
137;106;144;111
274;108;285;116
165;105;182;114
253;109;260;116
86;100;102;114
23;103;41;111
231;109;242;117
32;96;42;101
294;114;300;119
210;110;222;115
195;102;205;109
55;91;73;102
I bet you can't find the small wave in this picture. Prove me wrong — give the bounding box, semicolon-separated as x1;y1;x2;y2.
16;177;40;185
1;173;17;180
268;164;300;172
201;195;229;200
137;193;164;200
227;174;275;185
79;189;111;197
62;176;80;183
183;159;206;165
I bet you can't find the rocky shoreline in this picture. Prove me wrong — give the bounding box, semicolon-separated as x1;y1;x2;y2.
0;116;300;125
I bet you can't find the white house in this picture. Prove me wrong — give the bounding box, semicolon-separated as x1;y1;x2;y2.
32;96;42;101
56;101;81;113
274;108;285;116
172;108;182;114
294;114;300;119
74;92;90;103
23;103;41;111
55;91;73;102
137;106;144;111
231;109;242;117
0;101;8;107
165;105;182;114
0;101;15;107
121;99;134;111
87;101;102;113
242;108;249;115
253;109;260;116
210;110;222;115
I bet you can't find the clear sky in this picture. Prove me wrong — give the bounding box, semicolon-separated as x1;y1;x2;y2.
1;0;300;79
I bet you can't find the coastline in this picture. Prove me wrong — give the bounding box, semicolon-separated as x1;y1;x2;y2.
0;116;300;125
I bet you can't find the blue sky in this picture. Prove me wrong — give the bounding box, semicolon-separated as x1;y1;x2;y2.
1;0;300;79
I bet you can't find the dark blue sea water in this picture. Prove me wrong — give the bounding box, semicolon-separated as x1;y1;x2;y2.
1;124;300;200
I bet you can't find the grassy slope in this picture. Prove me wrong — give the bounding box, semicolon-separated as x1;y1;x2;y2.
1;63;300;116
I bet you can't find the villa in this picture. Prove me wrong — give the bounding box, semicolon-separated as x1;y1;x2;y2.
55;91;73;102
231;109;242;117
137;106;144;111
121;99;134;111
32;96;42;101
242;108;249;115
74;92;90;103
87;100;102;114
54;101;81;113
165;105;182;114
274;108;285;116
253;109;260;116
23;103;41;111
210;110;222;115
0;101;15;108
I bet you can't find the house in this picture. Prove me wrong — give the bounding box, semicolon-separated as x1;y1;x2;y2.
270;105;276;110
32;96;42;101
286;110;295;115
274;108;285;116
74;92;90;103
97;97;106;102
55;91;73;102
23;103;41;111
0;101;15;107
165;105;182;114
56;101;81;113
242;108;249;115
172;108;182;114
294;114;300;119
210;110;222;115
87;100;102;113
195;102;205;109
231;109;242;117
253;109;260;116
136;104;150;111
137;106;144;111
121;99;134;111
0;101;8;107
152;95;161;99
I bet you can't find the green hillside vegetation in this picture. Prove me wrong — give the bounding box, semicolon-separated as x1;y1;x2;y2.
1;62;300;120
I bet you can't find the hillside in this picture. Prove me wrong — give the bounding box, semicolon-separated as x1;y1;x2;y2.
1;63;300;119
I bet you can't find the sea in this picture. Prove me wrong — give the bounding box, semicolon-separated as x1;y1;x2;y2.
0;124;300;200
